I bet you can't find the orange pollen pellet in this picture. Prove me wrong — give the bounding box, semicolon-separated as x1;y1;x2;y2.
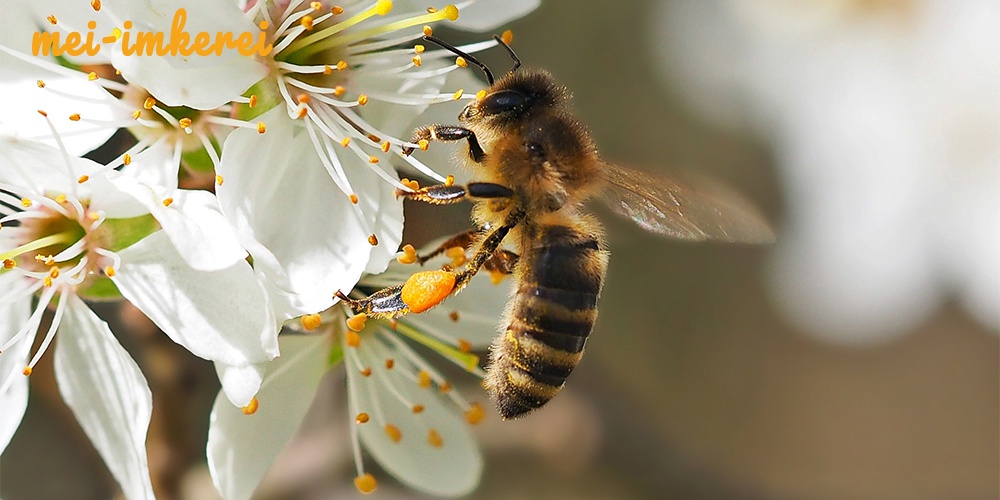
337;60;348;70
69;113;81;121
401;270;456;314
340;137;351;147
300;15;314;29
36;79;45;88
242;397;259;415
368;234;378;246
162;197;173;207
297;94;310;104
418;139;429;151
104;265;116;277
123;153;131;165
334;85;346;96
300;313;322;331
249;94;258;107
332;6;344;15
396;244;417;264
438;381;452;394
357;94;368;106
428;429;443;448
417;370;432;388
22;367;32;376
2;259;14;270
445;174;455;186
412;404;425;414
414;44;425;54
385;358;395;370
354;473;377;494
87;72;98;81
178;117;192;128
91;0;101;11
448;311;460;322
345;330;361;347
257;122;266;134
501;29;514;45
423;25;433;36
455;57;467;68
296;106;308;119
346;313;367;333
465;402;485;424
143;97;156;109
77;175;89;184
47;15;57;25
355;412;370;424
360;367;372;377
349;193;359;204
323;64;332;74
215;174;224;186
384;424;402;442
445;246;466;264
458;339;472;353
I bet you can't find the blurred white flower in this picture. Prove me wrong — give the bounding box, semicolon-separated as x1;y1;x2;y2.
651;0;999;343
206;245;509;498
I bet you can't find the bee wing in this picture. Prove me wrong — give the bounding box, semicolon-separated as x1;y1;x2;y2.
599;163;776;243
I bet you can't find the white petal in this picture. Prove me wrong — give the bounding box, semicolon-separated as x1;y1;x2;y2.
104;0;268;109
207;335;331;500
217;108;379;319
350;334;482;496
54;295;155;500
113;231;279;368
213;361;267;408
0;275;32;453
450;0;540;31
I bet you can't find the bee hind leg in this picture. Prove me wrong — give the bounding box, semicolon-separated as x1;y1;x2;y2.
334;286;410;319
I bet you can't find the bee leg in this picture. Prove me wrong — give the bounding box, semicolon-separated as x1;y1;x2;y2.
417;229;482;265
401;124;485;163
484;249;520;276
453;209;526;289
397;182;514;205
334;287;410;319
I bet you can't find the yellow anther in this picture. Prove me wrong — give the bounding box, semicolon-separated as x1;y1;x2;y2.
368;234;379;246
489;269;507;285
43;276;53;287
69;113;81;121
464;402;485;425
345;330;361;347
346;312;367;332
375;0;393;16
178;117;192;128
36;79;45;88
162;197;174;207
332;5;344;15
310;1;322;10
54;194;67;204
357;94;369;106
405;179;420;191
452;89;464;100
215;174;224;186
242;397;259;415
426;7;437;13
2;259;15;269
296;94;310;104
349;193;359;204
340;137;351;147
49;267;60;279
443;4;459;21
132;110;142;119
445;174;455;186
445;246;466;267
104;265;116;277
21;198;31;208
143;97;156;109
300;313;322;331
396;244;418;264
455;57;467;68
380;141;391;153
439;381;452;394
337;60;348;70
37;110;47;118
323;64;332;74
87;72;98;81
257;122;266;134
249;94;258;108
384;423;402;442
414;44;425;54
22;367;32;376
457;339;472;353
417;370;432;388
300;15;314;29
296;106;308;119
411;55;422;67
334;85;346;96
448;311;460;322
385;358;395;370
77;175;90;183
47;15;57;25
360;367;372;377
355;412;370;424
354;473;377;494
91;0;101;11
418;139;429;151
401;270;456;314
123;153;132;165
427;429;443;448
368;155;379;164
423;25;433;36
501;29;514;45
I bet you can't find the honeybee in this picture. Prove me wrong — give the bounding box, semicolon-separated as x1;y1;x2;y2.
337;35;774;420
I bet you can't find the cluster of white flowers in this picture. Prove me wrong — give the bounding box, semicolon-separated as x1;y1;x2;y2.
0;0;538;498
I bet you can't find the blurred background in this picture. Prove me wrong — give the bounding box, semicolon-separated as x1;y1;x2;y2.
3;0;997;498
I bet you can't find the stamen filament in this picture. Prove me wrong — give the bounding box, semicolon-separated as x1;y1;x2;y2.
284;0;394;57
392;321;481;374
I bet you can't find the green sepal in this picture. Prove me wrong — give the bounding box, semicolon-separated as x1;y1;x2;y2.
182;137;220;173
76;276;123;301
234;79;282;121
327;339;345;368
97;214;160;252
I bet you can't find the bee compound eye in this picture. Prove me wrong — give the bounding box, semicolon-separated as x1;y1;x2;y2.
479;90;527;116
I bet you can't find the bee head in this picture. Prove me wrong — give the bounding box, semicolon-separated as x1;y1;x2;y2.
459;70;565;124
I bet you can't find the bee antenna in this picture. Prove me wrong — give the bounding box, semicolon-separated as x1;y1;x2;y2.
422;35;495;85
492;35;521;73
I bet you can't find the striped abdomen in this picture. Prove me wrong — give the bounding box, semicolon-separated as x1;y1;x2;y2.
485;221;608;419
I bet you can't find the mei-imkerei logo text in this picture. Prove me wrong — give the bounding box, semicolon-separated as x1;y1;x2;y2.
33;8;273;57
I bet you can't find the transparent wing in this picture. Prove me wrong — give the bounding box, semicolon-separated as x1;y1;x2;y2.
599;163;775;243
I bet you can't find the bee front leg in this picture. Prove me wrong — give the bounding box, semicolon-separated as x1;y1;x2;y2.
397;182;514;205
401;124;485;163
